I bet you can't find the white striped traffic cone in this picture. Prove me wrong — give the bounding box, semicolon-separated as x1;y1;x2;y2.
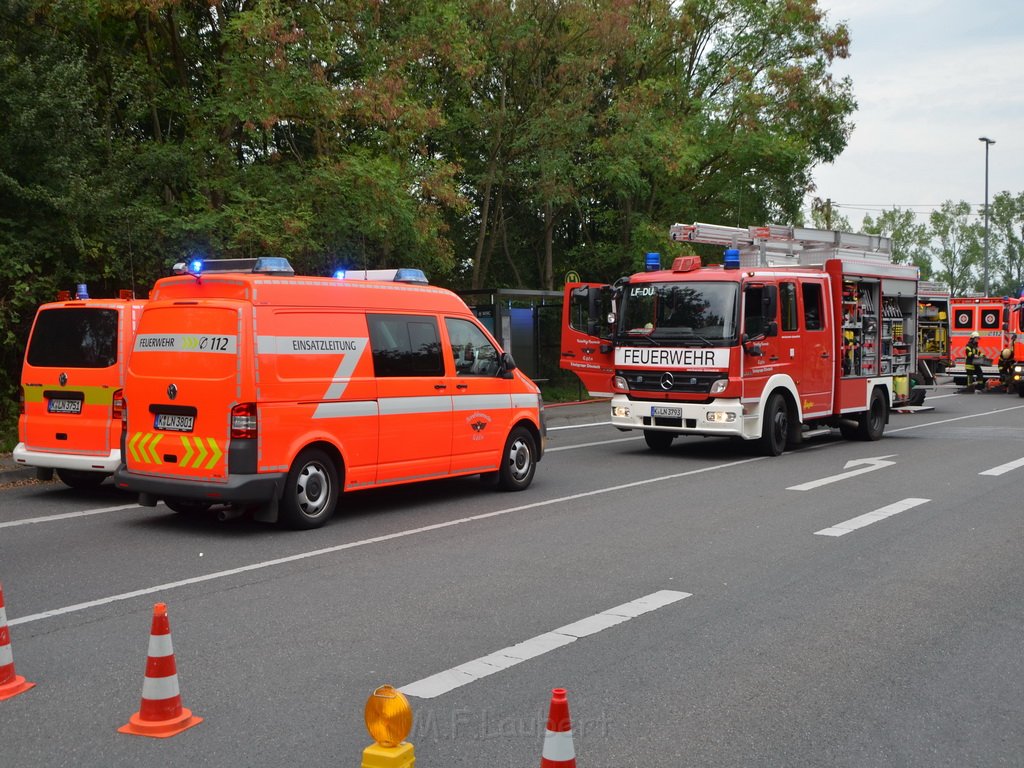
0;582;35;701
118;602;202;738
540;687;576;767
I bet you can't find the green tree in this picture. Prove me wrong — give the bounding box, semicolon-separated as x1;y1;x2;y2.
929;201;982;295
989;190;1024;296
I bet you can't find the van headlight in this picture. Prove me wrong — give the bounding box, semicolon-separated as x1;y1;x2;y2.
709;379;728;394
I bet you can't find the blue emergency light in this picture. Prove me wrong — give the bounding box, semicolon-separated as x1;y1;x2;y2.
723;248;741;270
334;269;346;279
645;252;661;272
75;283;89;299
189;259;203;274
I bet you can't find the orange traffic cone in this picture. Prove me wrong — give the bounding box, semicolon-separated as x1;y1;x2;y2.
0;583;35;701
118;602;202;738
540;687;576;767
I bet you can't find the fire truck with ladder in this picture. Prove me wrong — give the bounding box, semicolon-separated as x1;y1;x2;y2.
560;222;921;456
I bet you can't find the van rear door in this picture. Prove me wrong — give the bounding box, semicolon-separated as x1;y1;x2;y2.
22;305;122;457
125;303;242;481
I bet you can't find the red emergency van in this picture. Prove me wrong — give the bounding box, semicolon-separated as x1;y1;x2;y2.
15;288;146;487
113;259;545;529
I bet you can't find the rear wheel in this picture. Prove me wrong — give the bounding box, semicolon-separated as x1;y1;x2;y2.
643;430;674;451
497;427;537;491
279;448;339;530
856;388;887;441
56;469;108;489
758;393;788;456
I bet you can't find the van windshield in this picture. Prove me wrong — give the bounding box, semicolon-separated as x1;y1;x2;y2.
27;307;119;368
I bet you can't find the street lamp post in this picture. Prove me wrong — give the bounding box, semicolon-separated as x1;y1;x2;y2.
979;136;995;296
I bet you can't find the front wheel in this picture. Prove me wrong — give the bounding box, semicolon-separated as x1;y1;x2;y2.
643;430;674;451
279;448;339;530
56;469;108;489
497;427;537;491
758;393;788;456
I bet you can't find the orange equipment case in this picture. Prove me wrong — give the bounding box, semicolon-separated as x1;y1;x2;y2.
113;259;545;529
15;288;145;488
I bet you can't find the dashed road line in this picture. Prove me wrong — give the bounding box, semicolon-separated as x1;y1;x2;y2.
978;456;1024;476
399;590;691;699
814;498;930;537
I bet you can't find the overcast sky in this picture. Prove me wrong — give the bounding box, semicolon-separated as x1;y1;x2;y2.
810;0;1023;227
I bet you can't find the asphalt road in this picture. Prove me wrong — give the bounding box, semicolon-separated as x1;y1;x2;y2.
1;386;1023;767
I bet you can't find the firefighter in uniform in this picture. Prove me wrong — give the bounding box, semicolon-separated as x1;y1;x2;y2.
998;334;1017;391
964;331;984;391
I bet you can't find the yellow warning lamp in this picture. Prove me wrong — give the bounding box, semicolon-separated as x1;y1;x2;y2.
362;685;414;768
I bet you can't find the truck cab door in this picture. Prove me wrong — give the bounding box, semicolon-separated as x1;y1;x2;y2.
560;282;616;397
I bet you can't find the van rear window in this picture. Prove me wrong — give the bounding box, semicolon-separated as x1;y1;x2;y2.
27;308;118;368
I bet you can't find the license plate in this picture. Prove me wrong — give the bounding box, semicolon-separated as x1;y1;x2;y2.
154;414;195;432
651;406;682;418
47;399;82;414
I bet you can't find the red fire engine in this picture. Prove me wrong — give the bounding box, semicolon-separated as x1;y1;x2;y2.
561;222;921;455
945;295;1024;389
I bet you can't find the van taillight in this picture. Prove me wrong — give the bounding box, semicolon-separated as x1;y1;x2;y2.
231;403;258;438
112;389;125;421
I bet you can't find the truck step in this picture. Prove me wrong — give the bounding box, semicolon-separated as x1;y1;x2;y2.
801;427;834;440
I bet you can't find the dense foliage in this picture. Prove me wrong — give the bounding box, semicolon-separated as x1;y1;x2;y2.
10;2;1023;439
0;0;859;436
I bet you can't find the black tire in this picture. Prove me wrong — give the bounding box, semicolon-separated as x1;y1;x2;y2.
279;448;339;530
643;430;674;451
164;499;212;515
856;388;887;441
56;469;108;489
758;393;788;456
497;426;537;491
1018;385;1024;398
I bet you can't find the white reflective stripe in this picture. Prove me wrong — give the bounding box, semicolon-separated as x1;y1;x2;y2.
256;336;368;402
313;401;379;419
0;606;6;624
512;392;540;409
256;336;366;356
542;729;575;761
134;334;237;354
452;394;512;412
142;674;180;700
147;633;174;658
0;644;12;666
379;396;452;416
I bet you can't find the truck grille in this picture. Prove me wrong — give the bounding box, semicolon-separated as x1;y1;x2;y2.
619;370;719;395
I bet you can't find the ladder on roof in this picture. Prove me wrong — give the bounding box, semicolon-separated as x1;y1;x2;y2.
668;222;894;267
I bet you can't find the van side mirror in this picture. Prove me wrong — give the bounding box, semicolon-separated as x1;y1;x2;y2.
499;351;517;379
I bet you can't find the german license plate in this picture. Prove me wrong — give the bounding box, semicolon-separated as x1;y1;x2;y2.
154;414;195;432
47;398;82;414
651;406;682;418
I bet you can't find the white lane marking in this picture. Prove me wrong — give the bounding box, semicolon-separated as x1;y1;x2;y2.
979;456;1024;476
887;403;1024;434
547;436;641;452
547;421;612;431
787;455;897;491
399;590;690;699
814;498;929;537
0;504;142;529
9;460;760;627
